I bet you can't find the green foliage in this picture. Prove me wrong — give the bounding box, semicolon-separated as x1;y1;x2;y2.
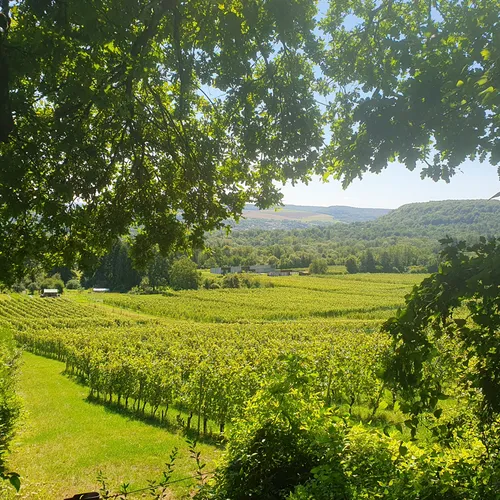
0;328;21;493
320;0;500;186
383;237;500;439
0;0;323;282
309;258;328;275
0;282;400;438
360;250;376;273
85;240;141;292
145;250;170;291
40;275;64;294
170;258;201;291
198;356;498;500
26;281;39;294
10;282;24;293
221;274;240;289
197;355;348;500
345;257;359;274
65;278;81;290
4;271;500;497
1;0;498;283
204;200;500;275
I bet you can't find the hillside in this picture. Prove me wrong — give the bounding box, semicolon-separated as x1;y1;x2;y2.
204;199;500;273
371;199;500;238
235;204;391;229
233;199;500;235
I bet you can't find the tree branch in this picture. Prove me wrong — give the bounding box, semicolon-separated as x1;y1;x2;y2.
0;0;13;142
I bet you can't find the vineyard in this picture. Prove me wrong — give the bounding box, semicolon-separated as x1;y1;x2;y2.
87;273;424;323
0;276;425;434
4;272;484;497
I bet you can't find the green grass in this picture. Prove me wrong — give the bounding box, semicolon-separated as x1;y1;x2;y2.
8;352;221;499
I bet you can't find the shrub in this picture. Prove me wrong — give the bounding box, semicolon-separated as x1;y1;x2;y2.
345;257;359;274
65;279;81;290
10;282;25;293
309;258;328;275
169;258;201;290
222;274;240;288
0;329;21;492
196;355;348;500
40;276;64;294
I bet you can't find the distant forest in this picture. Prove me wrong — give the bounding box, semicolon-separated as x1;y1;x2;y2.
83;200;500;290
200;200;500;273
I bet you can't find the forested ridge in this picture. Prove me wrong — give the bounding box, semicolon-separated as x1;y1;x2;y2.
200;200;500;273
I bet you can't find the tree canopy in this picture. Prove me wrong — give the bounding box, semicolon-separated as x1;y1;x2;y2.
383;237;500;431
0;0;498;281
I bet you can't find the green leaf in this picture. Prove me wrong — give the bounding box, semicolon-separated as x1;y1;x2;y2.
481;49;491;60
8;473;21;492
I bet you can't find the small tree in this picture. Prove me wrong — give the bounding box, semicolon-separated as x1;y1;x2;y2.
345;257;359;274
309;259;328;275
169;258;201;291
65;279;81;290
40;275;64;294
10;282;25;293
360;250;377;273
26;282;39;294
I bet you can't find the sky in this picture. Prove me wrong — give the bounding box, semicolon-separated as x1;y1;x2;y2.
279;161;500;209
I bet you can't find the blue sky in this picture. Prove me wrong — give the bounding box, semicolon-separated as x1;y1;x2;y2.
280;161;500;209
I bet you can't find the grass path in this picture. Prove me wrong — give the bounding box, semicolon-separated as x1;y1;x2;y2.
8;352;221;499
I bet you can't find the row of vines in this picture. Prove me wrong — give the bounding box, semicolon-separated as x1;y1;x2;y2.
2;294;393;435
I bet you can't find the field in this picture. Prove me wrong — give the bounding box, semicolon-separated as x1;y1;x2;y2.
0;273;427;498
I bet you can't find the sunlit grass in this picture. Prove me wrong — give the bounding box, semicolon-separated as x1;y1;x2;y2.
8;352;221;499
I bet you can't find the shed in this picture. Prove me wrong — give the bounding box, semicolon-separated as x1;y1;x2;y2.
92;288;110;293
41;288;59;298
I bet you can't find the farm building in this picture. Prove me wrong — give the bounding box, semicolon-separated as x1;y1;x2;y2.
210;266;235;275
92;288;110;293
41;288;59;298
249;264;274;273
267;270;299;277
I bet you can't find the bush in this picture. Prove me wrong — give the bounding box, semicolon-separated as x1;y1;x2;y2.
0;329;21;492
169;258;201;290
345;256;359;274
26;282;39;294
309;258;328;275
65;279;81;290
407;265;428;274
197;355;497;500
196;355;348;500
40;276;64;294
222;274;240;288
10;282;25;293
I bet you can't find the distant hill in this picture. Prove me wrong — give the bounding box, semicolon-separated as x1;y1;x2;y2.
236;204;391;229
231;200;500;234
371;199;500;238
207;199;500;273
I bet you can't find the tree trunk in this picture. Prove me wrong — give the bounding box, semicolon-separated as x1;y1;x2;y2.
0;0;13;142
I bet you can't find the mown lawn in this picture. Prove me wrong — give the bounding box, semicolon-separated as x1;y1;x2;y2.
8;352;221;499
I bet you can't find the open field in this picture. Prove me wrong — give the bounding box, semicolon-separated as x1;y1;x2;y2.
0;273;427;498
